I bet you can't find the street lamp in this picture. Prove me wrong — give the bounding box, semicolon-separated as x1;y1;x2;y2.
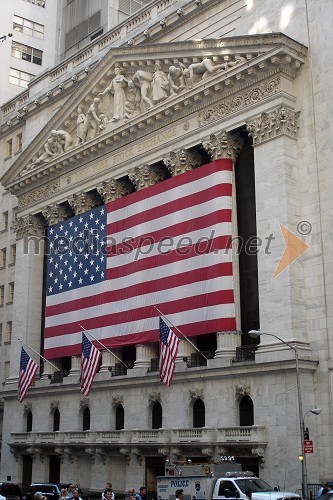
248;330;305;497
301;408;322;498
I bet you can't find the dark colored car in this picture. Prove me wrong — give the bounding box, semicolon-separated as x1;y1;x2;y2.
25;484;63;500
0;482;22;500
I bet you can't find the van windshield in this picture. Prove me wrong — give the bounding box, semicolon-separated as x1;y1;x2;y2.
235;479;274;493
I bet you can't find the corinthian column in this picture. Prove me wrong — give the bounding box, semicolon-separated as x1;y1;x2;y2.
202;131;243;359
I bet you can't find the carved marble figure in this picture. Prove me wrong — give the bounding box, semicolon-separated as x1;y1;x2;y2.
99;65;128;121
76;106;86;145
82;98;101;141
123;79;141;121
132;70;153;111
50;129;73;152
188;57;228;87
152;61;169;104
168;64;187;95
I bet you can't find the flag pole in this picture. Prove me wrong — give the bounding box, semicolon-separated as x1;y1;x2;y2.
79;325;130;370
154;306;208;361
18;338;62;372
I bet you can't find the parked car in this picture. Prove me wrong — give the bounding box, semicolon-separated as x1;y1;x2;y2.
0;482;22;500
25;484;64;500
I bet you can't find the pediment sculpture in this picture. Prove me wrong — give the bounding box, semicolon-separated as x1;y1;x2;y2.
21;55;246;176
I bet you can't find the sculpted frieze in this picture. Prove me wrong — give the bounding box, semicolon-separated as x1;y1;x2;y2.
246;104;300;144
18;180;60;208
163;149;202;176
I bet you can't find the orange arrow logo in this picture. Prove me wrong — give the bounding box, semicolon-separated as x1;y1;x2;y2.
273;224;310;279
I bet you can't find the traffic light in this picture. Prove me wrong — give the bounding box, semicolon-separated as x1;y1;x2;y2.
304;427;309;440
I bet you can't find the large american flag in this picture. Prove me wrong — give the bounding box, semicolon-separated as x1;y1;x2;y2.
159;317;180;385
44;159;235;358
18;347;39;402
80;333;102;395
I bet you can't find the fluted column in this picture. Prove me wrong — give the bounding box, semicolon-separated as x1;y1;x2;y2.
135;343;158;369
41;203;72;226
68;191;100;215
42;358;62;378
9;215;47;381
97;177;134;203
70;355;81;375
176;338;197;363
202;131;243;358
128;163;168;190
100;349;122;372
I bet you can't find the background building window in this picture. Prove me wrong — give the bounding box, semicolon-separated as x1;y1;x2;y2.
16;134;22;153
0;249;6;268
8;282;14;303
10;244;16;265
12;42;43;65
13;15;44;39
152;401;162;429
6;139;13;158
82;407;90;431
239;395;254;426
0;324;2;344
0;286;4;306
9;68;33;88
115;404;124;430
3;212;8;231
193;399;205;428
6;322;12;344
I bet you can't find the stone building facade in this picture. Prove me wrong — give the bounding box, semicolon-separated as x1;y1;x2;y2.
0;0;332;495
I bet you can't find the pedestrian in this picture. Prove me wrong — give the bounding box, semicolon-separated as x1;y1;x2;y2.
175;490;184;500
61;489;68;500
67;485;74;499
317;483;329;499
127;489;136;500
72;490;82;500
102;484;114;500
0;489;6;500
137;487;147;500
245;490;252;500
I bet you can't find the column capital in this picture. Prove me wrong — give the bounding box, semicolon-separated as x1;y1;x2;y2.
246;104;300;145
42;203;72;226
128;164;168;190
202;131;243;161
12;214;46;239
163;149;202;176
68;191;100;215
97;178;134;203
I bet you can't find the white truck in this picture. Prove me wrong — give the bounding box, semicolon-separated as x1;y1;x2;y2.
156;463;301;500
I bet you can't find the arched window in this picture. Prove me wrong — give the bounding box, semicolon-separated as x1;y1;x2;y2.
115;404;124;430
193;399;205;428
152;401;162;429
26;411;33;432
239;395;254;426
53;409;60;432
83;407;90;431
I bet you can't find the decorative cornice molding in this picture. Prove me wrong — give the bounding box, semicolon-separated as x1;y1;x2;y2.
246;104;300;145
24;402;32;413
202;131;243;162
163;149;202;176
148;392;161;404
50;400;59;411
12;214;46;239
189;388;204;401
18;180;61;209
79;397;90;408
112;395;124;406
235;385;251;399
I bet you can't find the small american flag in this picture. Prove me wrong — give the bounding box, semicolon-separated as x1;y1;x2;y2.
159;317;180;386
18;347;39;403
80;333;102;395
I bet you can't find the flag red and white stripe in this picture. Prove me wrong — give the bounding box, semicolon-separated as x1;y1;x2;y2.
80;333;102;395
18;347;39;402
44;159;236;358
159;317;180;385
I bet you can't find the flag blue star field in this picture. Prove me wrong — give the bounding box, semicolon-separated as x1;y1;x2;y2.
18;347;39;402
44;160;236;359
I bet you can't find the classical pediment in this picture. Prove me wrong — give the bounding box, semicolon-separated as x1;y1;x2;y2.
2;33;306;198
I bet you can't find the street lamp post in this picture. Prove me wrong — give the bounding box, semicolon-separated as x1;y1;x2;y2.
248;331;305;497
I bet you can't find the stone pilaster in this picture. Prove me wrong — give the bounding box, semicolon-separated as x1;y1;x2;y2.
176;338;197;363
42;358;62;378
128;164;168;190
97;178;134;203
215;331;241;358
9;215;46;382
163;149;202;176
68;191;101;215
134;343;158;369
245;105;304;348
41;203;72;226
